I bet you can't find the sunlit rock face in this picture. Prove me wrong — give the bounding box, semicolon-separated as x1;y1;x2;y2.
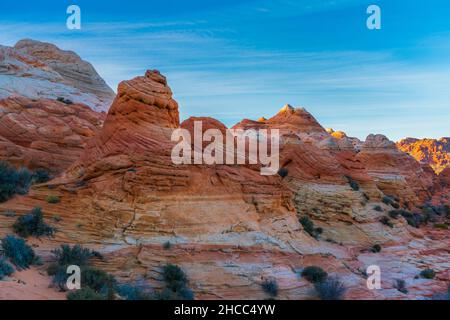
397;137;449;174
0;39;115;112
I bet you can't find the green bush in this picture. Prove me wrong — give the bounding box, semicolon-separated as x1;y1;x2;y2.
299;216;322;239
48;244;103;291
420;269;435;279
261;279;278;297
45;195;60;204
394;279;408;294
0;162;50;202
67;287;106;300
380;216;394;228
32;169;52;184
301;266;328;283
277;168;288;178
345;175;359;191
373;205;383;212
117;282;153;300
371;244;382;253
160;264;194;300
57;97;74;105
163;241;172;250
433;223;448;230
0;162;33;202
13;207;54;238
1;235;38;269
314;277;346;300
382;196;399;208
0;257;14;280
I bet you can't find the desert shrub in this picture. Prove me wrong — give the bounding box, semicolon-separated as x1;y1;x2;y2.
0;162;32;202
433;223;448;230
382;196;399;208
277;168;288;178
299;216;322;239
373;205;383;212
32;169;52;184
380;216;394;228
1;235;37;269
420;269;435;279
117;282;153;300
388;210;402;219
67;287;106;300
57;97;73;105
160;264;194;300
81;267;117;298
314;277;347;300
261;279;278;297
345;175;359;191
371;244;382;253
394;279;408;294
163;241;172;250
45;195;60;204
13;207;54;238
48;244;103;291
0;257;14;280
52;244;101;267
301;266;328;283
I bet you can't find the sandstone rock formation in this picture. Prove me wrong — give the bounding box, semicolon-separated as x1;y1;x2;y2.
0;96;104;173
0;69;448;300
397;137;449;174
0;39;115;112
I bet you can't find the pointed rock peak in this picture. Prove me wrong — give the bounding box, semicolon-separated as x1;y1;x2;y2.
257;117;267;122
145;69;167;85
279;104;295;113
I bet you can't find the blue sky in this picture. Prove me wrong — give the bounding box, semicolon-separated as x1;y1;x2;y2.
1;0;449;140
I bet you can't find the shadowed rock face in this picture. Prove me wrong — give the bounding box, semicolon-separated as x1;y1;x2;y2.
397;137;449;174
0;68;448;300
0;39;115;112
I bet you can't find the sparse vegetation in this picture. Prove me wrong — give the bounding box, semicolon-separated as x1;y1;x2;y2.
57;97;73;105
48;244;103;291
420;269;435;279
301;266;328;283
0;162;52;203
299;216;323;239
67;287;106;300
373;205;383;212
380;216;394;228
32;169;52;184
0;257;14;280
163;241;172;250
158;264;194;300
433;223;448;230
277;168;288;178
13;207;54;238
0;162;32;202
394;279;408;294
371;244;382;253
382;195;399;208
45;195;60;204
345;175;359;191
1;235;38;269
314;277;347;300
261;279;278;298
117;281;153;300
